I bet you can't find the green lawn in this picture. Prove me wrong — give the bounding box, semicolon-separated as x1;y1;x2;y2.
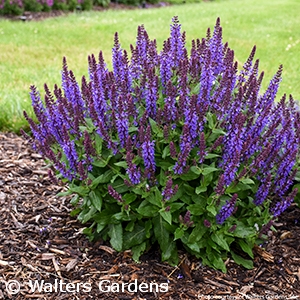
1;0;300;132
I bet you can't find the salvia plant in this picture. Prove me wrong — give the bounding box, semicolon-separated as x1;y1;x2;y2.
23;17;300;272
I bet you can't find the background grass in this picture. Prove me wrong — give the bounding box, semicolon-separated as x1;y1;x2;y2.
0;0;300;132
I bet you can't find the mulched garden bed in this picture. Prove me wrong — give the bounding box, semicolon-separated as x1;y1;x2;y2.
0;132;299;299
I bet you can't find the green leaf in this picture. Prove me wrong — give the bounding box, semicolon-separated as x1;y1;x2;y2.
70;208;81;217
128;126;138;133
183;183;196;196
70;194;80;205
211;233;230;251
205;153;220;159
85;118;94;129
202;166;219;176
92;156;112;168
163;240;178;265
186;242;200;253
149;118;161;135
195;185;207;194
212;128;226;135
123;193;137;204
169;202;185;212
147;188;162;208
207;238;221;253
94;134;103;153
131;242;147;262
90;170;114;189
240;178;255;185
226;182;252;193
69;185;89;196
159;169;167;186
94;211;115;226
206;204;217;216
57;190;73;197
78;206;97;224
190;166;202;175
180;169;200;181
187;204;205;215
137;201;159;217
108;223;123;252
112;212;132;221
238;240;254;258
231;251;254;269
153;215;173;261
145;220;152;238
162;146;170;159
125;221;135;232
114;161;128;168
191;82;200;94
123;224;146;248
234;221;257;238
82;227;94;241
174;227;184;240
89;190;102;211
111;178;129;193
188;223;208;244
159;209;172;225
156;158;173;169
203;171;214;187
208;251;227;272
97;223;105;233
171;185;184;201
207;112;216;129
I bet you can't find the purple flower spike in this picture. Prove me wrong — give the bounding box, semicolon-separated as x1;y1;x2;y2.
141;126;156;178
203;219;211;228
108;185;124;203
215;174;225;196
126;152;141;185
170;16;186;68
216;194;238;225
197;132;207;163
162;177;178;201
169;141;177;158
271;188;298;217
173;143;191;175
254;173;272;205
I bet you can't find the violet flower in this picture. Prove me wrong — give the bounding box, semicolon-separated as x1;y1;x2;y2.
270;188;298;217
216;194;238;225
141;126;156;178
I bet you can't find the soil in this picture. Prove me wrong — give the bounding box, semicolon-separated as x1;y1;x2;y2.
0;132;299;299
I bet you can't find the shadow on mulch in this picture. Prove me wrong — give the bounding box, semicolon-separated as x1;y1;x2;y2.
0;132;299;299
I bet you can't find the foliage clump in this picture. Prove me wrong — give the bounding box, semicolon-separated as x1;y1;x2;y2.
24;17;300;272
0;0;159;16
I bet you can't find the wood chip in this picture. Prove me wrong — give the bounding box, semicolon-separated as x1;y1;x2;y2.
40;253;56;260
280;231;293;240
49;247;67;255
99;245;116;254
254;245;274;262
239;285;254;294
0;259;9;267
52;257;62;279
65;258;78;272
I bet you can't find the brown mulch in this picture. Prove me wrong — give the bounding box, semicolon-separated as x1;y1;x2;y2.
0;131;299;299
